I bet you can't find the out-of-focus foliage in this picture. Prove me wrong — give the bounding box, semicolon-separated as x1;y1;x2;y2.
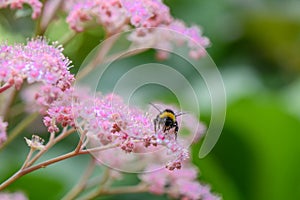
1;0;300;199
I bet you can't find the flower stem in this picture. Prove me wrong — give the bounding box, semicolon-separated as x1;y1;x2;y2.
62;159;96;200
0;150;82;191
103;47;149;64
20;148;35;170
35;0;48;36
59;31;77;47
100;184;148;195
39;0;64;35
0;144;116;190
25;128;76;167
1;88;17;121
74;129;87;153
0;83;12;94
0;112;39;151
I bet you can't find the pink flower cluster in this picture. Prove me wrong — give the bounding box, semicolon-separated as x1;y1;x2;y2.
0;116;8;146
39;89;203;170
65;0;210;59
87;94;199;170
34;86;87;133
140;164;221;200
43;104;75;133
0;191;28;200
65;0;172;32
121;0;172;28
157;20;210;60
66;0;128;33
0;38;74;93
0;0;42;19
0;192;28;200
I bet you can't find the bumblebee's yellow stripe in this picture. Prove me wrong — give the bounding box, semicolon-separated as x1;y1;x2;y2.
159;112;176;122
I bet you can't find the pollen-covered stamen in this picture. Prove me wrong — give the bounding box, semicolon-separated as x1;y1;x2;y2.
120;139;135;153
143;135;157;147
111;123;121;133
166;161;181;170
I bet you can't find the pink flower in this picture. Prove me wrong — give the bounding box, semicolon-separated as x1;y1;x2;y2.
41;86;80;132
0;38;74;93
44;104;76;133
64;0;209;60
0;0;42;19
120;0;172;28
66;0;128;33
64;1;209;59
65;0;172;32
0;116;8;146
140;164;220;200
0;191;28;200
140;165;168;194
170;20;210;58
128;21;210;60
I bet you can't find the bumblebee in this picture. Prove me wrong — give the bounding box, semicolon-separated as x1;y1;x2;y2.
150;103;185;140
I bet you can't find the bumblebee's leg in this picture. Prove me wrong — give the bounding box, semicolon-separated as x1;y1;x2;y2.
153;118;157;133
163;125;167;132
158;118;163;131
174;121;179;140
163;126;167;138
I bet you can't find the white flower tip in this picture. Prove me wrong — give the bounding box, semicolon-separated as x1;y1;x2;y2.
24;135;45;150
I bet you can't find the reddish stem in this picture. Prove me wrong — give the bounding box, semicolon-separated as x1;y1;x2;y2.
0;83;12;93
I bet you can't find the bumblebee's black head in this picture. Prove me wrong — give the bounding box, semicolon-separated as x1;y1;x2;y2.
159;109;176;123
163;109;175;115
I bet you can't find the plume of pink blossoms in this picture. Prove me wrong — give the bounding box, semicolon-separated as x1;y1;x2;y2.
140;164;221;200
65;0;128;33
40;90;203;171
121;0;172;28
0;38;74;93
0;0;42;19
0;116;8;146
65;0;172;32
65;0;210;59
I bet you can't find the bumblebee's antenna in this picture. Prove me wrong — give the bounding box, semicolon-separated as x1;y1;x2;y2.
175;112;187;117
149;103;162;113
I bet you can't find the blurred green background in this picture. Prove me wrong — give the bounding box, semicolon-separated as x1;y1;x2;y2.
1;0;300;199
